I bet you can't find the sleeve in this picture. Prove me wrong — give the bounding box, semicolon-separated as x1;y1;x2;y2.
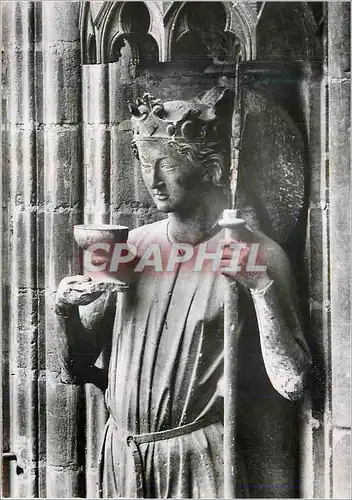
56;291;117;388
250;257;312;401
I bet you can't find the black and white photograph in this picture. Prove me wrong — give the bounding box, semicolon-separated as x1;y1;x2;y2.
1;1;351;498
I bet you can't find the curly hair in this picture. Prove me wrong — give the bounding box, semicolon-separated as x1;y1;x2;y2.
132;139;230;190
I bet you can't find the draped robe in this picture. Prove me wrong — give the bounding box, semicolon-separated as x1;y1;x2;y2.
98;219;299;498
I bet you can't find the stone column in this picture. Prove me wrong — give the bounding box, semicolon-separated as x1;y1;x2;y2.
304;3;351;498
82;63;110;497
327;3;351;498
82;64;110;224
301;58;328;498
2;2;38;496
42;3;84;497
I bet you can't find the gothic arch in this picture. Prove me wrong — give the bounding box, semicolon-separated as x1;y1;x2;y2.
222;2;257;60
80;1;258;65
80;1;161;64
165;1;257;62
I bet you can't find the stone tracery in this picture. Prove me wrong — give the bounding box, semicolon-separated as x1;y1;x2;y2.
80;1;257;65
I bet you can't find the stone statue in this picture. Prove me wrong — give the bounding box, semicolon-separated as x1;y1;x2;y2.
55;89;312;498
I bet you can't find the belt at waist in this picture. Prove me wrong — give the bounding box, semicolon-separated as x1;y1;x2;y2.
112;410;221;445
98;411;222;498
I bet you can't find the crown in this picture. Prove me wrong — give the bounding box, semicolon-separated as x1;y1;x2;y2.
129;89;234;146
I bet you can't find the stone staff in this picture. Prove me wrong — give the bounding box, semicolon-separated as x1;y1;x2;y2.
218;68;247;498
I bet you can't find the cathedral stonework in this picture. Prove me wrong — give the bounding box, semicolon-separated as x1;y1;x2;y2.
1;2;350;499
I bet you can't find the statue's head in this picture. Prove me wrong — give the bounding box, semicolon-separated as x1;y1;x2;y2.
129;90;234;213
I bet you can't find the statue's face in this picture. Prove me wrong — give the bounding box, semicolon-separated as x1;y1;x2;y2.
137;141;202;213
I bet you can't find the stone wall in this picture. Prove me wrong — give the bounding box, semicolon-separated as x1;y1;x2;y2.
1;1;350;498
2;2;85;497
326;3;350;497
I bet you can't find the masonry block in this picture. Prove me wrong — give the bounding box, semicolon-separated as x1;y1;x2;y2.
9;370;38;497
332;428;351;499
82;64;109;124
44;290;70;374
110;208;137;229
2;287;11;451
83;125;110;222
311;422;327;498
10;370;37;454
42;3;81;127
0;3;13;48
3;3;36;127
34;47;44;124
37;290;46;370
44;210;82;287
307;207;326;305
86;468;99;498
38;461;47;498
110;128;136;207
7;49;36;125
85;384;107;497
46;374;82;467
12;2;35;49
10;288;37;369
42;2;81;45
43;46;81;124
8;129;36;204
109;80;135;124
331;322;351;428
45;466;83;498
328;77;351;432
1;51;9;125
10;208;36;288
44;127;82;207
328;3;351;76
329;80;350;178
85;385;107;465
306;77;324;206
37;370;47;459
11;470;37;499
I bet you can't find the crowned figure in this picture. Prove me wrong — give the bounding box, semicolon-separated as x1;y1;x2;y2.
55;89;311;498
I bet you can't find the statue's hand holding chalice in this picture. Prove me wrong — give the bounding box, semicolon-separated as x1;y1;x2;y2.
55;225;133;316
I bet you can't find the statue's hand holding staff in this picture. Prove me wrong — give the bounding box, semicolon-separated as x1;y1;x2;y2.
218;224;271;291
218;222;290;293
217;217;308;401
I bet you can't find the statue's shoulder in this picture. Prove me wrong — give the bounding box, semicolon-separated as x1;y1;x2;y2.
128;219;167;247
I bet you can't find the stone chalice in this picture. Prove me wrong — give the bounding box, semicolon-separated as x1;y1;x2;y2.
73;224;133;292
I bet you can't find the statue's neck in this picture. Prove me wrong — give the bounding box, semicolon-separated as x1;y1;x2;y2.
167;191;227;246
